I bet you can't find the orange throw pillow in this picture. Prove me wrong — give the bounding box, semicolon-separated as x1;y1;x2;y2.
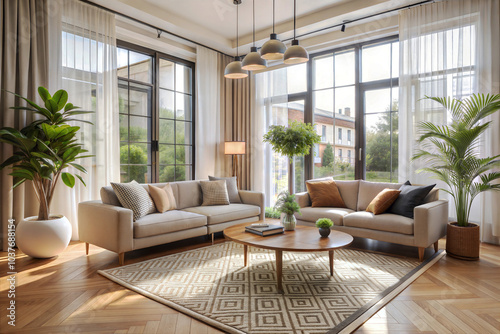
366;189;401;215
306;180;346;208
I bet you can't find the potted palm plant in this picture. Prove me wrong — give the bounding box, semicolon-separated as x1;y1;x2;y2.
413;94;500;260
264;120;321;193
274;191;301;231
0;87;92;258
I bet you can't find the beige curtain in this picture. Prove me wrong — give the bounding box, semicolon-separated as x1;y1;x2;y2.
0;0;49;250
222;76;252;190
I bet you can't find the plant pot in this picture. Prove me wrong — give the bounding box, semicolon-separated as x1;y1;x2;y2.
446;222;480;260
281;213;296;231
16;215;72;259
319;227;331;238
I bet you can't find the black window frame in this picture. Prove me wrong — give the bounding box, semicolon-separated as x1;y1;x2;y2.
117;40;196;183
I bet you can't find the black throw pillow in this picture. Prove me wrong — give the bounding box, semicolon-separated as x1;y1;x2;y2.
387;181;436;218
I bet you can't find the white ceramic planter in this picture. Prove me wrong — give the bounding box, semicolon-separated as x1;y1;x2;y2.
16;215;72;258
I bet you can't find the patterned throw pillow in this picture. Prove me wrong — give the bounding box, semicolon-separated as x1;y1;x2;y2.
200;180;230;206
208;176;241;203
111;181;156;221
148;184;177;213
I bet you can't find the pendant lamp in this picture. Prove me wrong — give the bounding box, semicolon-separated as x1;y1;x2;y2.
242;0;267;70
260;0;287;60
224;0;248;79
284;0;308;64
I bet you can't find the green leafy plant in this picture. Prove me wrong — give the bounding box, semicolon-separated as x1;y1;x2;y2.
274;191;301;216
263;120;321;161
315;218;333;229
265;207;281;219
412;94;500;227
0;87;93;220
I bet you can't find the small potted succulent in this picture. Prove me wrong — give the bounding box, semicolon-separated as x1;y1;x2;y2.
274;191;301;231
316;218;334;238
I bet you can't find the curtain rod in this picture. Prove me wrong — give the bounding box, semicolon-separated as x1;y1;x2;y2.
78;0;233;57
281;0;435;43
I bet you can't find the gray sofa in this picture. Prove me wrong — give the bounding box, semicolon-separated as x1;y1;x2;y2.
78;180;264;265
294;179;449;261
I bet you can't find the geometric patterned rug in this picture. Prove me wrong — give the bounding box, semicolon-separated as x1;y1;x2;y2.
99;242;444;334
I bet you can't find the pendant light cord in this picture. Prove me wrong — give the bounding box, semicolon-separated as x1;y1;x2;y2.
252;0;255;46
273;0;275;33
293;0;296;39
236;2;239;57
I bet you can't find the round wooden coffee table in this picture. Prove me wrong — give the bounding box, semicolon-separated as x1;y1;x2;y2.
224;222;353;293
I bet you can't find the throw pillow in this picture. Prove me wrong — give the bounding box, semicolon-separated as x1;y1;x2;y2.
148;184;177;213
200;180;230;206
366;189;401;215
388;182;436;218
208;176;241;203
306;179;346;208
111;181;156;221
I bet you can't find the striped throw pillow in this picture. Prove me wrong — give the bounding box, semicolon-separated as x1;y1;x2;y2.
111;181;156;221
200;180;230;206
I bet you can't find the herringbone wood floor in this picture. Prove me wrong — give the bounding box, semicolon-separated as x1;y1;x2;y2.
0;235;499;334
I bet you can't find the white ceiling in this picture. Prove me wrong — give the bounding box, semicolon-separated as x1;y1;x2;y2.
89;0;425;55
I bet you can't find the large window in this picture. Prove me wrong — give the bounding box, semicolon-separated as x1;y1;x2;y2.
311;38;399;183
118;43;194;183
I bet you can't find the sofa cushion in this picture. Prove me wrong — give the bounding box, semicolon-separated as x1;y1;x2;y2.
200;180;230;206
343;212;414;235
148;184;177;213
134;211;207;238
209;176;241;203
388;183;436;218
183;204;260;225
335;180;360;211
111;181;156;221
357;181;402;211
306;179;346;208
366;189;401;215
294;207;355;226
175;180;203;209
100;186;122;206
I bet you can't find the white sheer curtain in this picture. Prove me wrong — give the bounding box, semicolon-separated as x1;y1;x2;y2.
252;68;288;207
195;46;226;179
399;0;500;243
48;0;119;240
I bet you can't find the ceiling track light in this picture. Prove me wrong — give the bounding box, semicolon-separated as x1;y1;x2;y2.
157;29;162;38
242;0;267;71
283;0;309;65
260;0;287;60
224;0;248;79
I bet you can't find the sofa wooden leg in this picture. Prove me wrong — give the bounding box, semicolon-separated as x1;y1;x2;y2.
211;233;214;245
418;247;425;262
118;253;125;266
85;242;89;255
434;241;439;252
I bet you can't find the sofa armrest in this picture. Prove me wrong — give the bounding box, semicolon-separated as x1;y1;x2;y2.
414;200;449;248
78;200;134;253
239;190;265;220
295;192;311;208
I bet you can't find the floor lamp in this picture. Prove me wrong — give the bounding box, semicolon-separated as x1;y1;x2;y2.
225;141;246;189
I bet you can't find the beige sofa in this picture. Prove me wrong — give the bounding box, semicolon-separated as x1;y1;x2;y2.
78;180;264;265
294;179;448;261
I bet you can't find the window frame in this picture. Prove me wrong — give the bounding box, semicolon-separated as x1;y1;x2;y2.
117;40;196;182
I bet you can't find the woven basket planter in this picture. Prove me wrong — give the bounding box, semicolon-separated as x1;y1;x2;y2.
446;222;480;260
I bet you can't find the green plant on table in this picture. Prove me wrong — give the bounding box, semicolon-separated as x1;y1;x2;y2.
274;191;301;216
412;94;500;227
0;87;93;220
265;207;281;219
316;218;334;229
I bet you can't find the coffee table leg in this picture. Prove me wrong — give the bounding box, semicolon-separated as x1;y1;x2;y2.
276;250;283;294
329;250;334;276
244;245;248;266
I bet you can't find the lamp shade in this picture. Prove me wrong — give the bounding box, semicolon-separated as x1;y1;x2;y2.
242;47;267;70
283;40;309;64
224;57;248;79
261;33;287;60
225;141;246;155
